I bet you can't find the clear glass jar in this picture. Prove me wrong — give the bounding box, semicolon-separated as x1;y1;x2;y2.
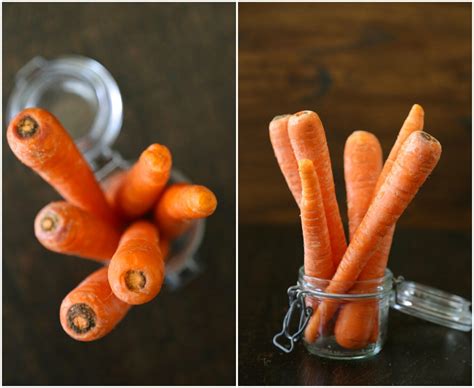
6;55;204;290
274;266;471;360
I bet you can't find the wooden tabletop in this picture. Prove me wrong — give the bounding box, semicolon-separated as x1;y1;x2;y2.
3;3;235;385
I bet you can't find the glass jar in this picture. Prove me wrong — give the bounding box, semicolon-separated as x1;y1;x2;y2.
6;55;204;290
273;266;472;360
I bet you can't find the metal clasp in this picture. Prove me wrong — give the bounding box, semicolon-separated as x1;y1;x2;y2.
273;285;313;353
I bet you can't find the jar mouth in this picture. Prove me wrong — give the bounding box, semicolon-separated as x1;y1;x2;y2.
297;266;393;299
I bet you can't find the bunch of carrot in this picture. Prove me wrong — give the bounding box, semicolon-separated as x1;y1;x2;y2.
269;105;441;350
7;108;217;342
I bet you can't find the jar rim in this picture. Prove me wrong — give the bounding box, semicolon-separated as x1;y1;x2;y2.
297;266;394;299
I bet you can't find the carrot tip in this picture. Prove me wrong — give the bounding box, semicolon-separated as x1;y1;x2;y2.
16;116;38;138
419;131;436;142
125;270;147;291
67;303;96;335
271;114;291;122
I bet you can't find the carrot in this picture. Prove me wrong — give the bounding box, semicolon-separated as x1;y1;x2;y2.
159;238;171;262
101;170;127;213
343;131;383;239
269;115;302;204
7;108;118;226
34;201;121;262
305;131;441;343
108;221;165;305
333;131;382;348
336;105;425;347
117;144;172;219
154;183;217;239
288;111;347;267
298;159;333;279
60;267;131;341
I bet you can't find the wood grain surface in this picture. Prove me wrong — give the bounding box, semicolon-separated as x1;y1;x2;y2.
3;3;235;385
239;2;471;229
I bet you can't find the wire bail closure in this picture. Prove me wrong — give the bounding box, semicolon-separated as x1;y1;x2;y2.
272;285;313;353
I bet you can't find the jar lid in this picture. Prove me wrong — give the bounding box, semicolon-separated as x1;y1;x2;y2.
391;277;472;332
5;55;123;164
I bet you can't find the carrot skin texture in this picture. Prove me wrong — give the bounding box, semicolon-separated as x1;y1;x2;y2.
335;107;423;348
298;159;334;279
305;131;441;343
333;131;382;349
108;221;165;305
154;183;217;239
35;201;121;262
7;108;118;226
117;144;172;219
288;111;347;267
60;267;131;342
102;170;127;214
269;115;302;205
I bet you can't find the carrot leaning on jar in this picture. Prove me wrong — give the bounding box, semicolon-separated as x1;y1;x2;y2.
60;267;131;342
35;201;121;262
154;183;217;239
108;221;165;305
7;108;119;226
334;105;425;348
288;110;347;268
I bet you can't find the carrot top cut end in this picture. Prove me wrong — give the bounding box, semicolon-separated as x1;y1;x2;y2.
16;116;39;139
40;213;58;232
67;303;96;335
125;270;147;292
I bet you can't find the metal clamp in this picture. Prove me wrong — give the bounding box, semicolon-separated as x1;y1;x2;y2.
272;285;313;353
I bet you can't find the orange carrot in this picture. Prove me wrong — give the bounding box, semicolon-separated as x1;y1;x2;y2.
305;131;441;343
101;170;127;213
7;108;118;226
117;144;172;219
154;183;217;239
34;201;121;262
343;131;383;239
288;111;347;267
60;267;131;341
298;159;333;279
108;221;165;305
160;238;171;262
269;115;302;204
333;131;382;348
336;105;425;347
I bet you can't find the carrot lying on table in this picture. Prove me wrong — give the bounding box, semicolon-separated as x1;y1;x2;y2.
288;111;347;267
334;131;383;349
117;143;172;219
305;131;441;343
269;114;302;205
60;267;131;341
298;159;334;279
154;183;217;239
335;104;425;347
34;201;121;262
108;221;165;305
7;108;118;226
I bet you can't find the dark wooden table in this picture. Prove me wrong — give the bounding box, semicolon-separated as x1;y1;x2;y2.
3;3;235;385
238;225;471;385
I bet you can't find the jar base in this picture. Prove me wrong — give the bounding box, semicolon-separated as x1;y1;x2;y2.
303;337;383;360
